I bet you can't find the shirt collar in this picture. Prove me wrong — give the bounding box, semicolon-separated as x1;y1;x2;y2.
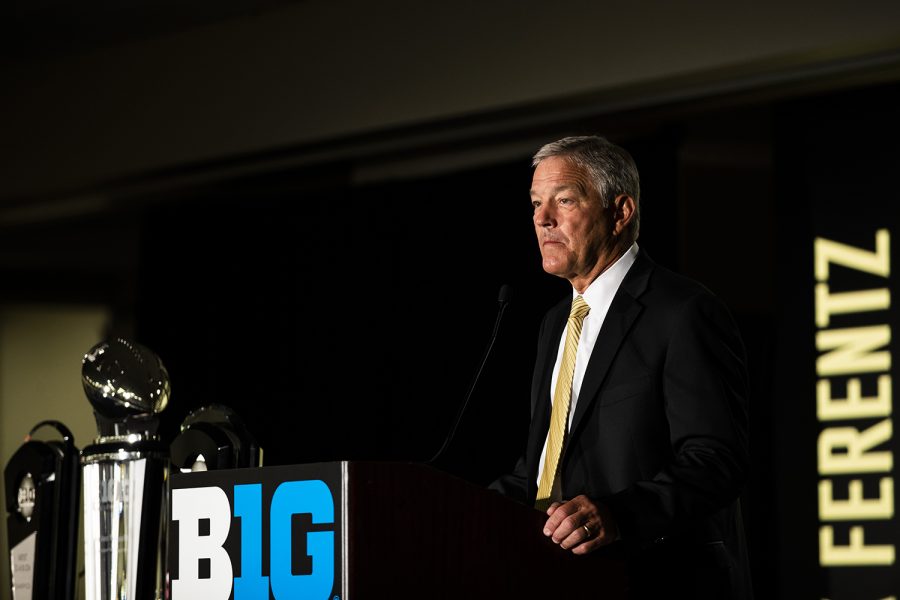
574;242;639;308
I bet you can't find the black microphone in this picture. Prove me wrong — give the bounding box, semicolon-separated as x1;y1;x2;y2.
428;284;512;465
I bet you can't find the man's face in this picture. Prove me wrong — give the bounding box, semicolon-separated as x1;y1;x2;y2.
530;156;617;291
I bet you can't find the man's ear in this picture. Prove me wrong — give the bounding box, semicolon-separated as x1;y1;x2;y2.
612;194;636;236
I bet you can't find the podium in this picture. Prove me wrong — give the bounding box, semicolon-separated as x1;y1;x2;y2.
168;461;628;599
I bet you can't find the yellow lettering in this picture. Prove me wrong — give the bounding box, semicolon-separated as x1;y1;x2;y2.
819;478;894;520
815;229;890;281
820;525;895;565
818;419;892;475
816;326;891;376
815;284;890;328
818;375;892;420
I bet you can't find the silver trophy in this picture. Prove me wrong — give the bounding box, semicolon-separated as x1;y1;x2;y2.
80;338;171;600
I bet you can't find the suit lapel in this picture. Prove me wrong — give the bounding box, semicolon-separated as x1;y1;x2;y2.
568;251;653;437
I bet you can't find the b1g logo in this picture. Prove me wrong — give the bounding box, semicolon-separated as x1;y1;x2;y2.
171;480;335;599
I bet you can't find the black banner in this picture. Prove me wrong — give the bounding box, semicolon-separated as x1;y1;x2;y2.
774;83;900;599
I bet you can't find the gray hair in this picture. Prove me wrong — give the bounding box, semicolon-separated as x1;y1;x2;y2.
532;135;641;240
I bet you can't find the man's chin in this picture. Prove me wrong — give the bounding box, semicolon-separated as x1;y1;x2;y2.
541;260;567;278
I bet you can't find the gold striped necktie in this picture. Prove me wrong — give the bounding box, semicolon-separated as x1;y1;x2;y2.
535;295;591;510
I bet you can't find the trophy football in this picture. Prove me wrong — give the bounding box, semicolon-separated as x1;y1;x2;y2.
80;338;171;600
169;404;263;472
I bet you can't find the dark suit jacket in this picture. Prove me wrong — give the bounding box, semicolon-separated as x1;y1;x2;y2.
491;249;752;600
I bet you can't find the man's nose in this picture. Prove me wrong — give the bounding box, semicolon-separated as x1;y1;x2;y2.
534;204;556;227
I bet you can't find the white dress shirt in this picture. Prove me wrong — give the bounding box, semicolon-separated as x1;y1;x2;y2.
535;242;639;486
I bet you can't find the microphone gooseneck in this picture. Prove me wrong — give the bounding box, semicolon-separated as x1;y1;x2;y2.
428;284;512;465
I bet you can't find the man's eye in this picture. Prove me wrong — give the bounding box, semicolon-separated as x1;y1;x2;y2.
558;197;572;205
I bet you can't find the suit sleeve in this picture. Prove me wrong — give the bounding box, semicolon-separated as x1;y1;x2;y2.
487;455;529;503
603;291;750;545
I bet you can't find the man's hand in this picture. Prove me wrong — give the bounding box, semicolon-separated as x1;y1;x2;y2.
542;495;618;555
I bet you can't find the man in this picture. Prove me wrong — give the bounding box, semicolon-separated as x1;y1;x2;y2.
490;135;751;599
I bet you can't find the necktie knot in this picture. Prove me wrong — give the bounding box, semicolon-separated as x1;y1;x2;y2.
570;295;590;321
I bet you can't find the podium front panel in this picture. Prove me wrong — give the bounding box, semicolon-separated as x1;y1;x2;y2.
167;462;346;600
